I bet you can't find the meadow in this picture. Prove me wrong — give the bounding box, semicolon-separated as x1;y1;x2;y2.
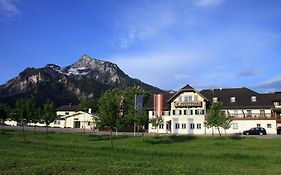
0;129;281;175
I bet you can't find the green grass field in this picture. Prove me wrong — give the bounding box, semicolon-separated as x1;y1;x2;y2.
0;129;281;175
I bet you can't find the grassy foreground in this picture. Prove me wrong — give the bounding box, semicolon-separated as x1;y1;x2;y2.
0;129;281;175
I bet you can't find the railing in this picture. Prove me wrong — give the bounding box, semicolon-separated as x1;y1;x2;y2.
225;113;279;120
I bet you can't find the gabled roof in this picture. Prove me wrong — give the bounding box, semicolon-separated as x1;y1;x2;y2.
61;111;97;119
56;105;79;111
168;84;209;103
200;88;272;109
263;92;281;102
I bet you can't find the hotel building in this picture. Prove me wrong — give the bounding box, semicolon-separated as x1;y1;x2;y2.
145;84;280;135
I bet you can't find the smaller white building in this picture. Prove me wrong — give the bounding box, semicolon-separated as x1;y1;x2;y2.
50;111;97;129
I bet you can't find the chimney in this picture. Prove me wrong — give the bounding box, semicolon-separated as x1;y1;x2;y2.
88;108;92;114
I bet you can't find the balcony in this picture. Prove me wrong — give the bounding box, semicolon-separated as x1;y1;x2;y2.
225;113;279;120
174;101;202;108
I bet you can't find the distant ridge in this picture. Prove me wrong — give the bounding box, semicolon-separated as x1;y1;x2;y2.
0;55;163;106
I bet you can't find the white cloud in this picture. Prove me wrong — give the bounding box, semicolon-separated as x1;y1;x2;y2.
0;0;20;18
236;70;262;78
193;0;224;7
256;76;281;92
174;74;190;81
111;50;203;90
114;2;177;49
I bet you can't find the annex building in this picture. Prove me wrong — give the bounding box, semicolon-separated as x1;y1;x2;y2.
145;84;281;135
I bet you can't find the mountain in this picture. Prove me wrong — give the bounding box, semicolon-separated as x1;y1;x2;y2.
0;55;163;106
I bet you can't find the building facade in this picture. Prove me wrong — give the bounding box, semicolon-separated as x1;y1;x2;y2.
146;84;279;135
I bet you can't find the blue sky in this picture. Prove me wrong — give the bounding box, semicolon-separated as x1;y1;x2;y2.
1;0;281;92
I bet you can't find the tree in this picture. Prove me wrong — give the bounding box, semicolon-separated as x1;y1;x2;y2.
98;89;125;148
204;102;227;137
30;108;42;133
221;116;233;135
15;98;36;142
135;110;149;140
150;117;164;134
0;103;9;127
78;98;97;113
42;100;56;137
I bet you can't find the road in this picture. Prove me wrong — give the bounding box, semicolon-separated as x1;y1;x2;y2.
2;126;281;139
1;125;146;136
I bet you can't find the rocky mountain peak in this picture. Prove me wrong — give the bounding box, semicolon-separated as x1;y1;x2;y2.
44;64;62;71
78;55;92;63
0;54;163;106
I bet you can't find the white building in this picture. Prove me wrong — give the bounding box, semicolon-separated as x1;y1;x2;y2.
4;105;98;130
146;84;278;135
53;105;97;129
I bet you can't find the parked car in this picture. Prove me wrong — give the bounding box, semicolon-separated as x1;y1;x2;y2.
243;127;267;135
277;126;281;135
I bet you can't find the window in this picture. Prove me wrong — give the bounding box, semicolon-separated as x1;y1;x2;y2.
175;123;180;129
197;123;201;129
65;112;69;115
172;110;175;115
179;110;182;115
213;97;218;103
194;95;198;101
74;118;79;121
159;124;164;129
190;123;195;129
195;109;204;115
152;111;155;116
246;110;252;117
233;123;238;130
185;96;192;101
251;96;257;102
183;110;187;115
260;110;265;117
230;97;236;103
190;109;193;115
267;124;272;128
257;124;261;127
182;123;186;129
88;122;91;126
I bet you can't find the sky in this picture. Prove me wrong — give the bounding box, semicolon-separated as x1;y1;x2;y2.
0;0;281;92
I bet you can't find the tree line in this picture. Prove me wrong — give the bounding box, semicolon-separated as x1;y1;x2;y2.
0;87;151;145
0;99;56;141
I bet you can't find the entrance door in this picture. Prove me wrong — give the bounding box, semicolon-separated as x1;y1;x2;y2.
74;121;81;128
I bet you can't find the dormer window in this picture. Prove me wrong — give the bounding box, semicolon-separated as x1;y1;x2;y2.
213;97;218;103
230;97;236;103
251;96;256;102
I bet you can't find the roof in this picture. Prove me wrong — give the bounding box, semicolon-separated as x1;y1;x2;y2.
263;92;281;102
200;88;272;109
56;105;79;111
61;111;97;119
168;84;208;103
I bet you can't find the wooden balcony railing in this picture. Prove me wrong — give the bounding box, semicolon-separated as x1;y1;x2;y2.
225;113;280;120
